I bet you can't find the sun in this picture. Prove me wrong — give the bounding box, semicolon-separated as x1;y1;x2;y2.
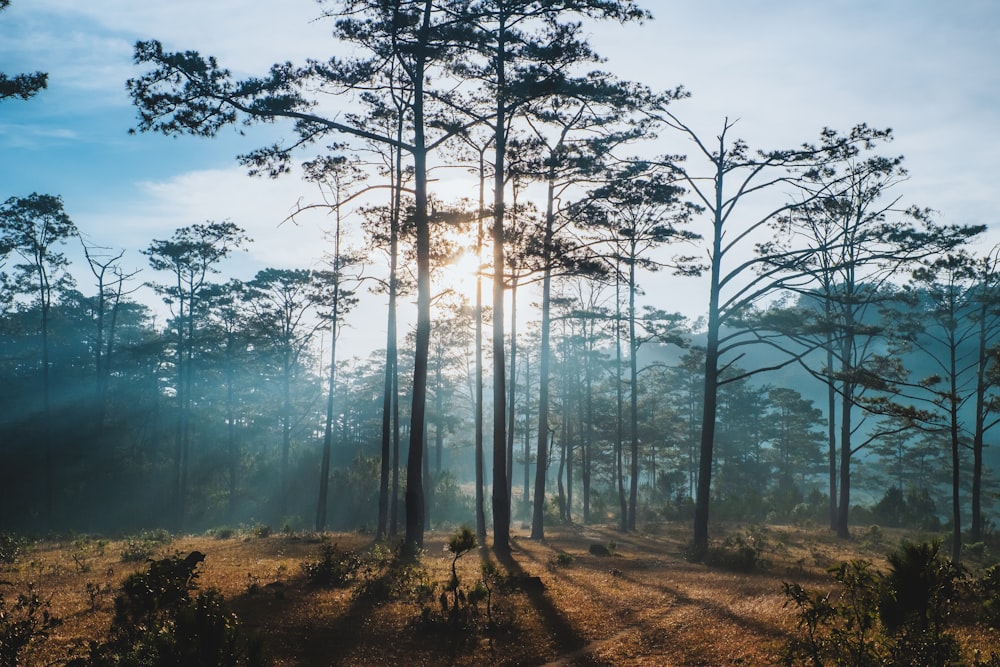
436;248;489;305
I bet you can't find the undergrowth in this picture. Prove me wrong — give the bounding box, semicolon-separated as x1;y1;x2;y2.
782;540;999;666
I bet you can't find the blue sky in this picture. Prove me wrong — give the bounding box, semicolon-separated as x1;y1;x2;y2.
1;0;999;348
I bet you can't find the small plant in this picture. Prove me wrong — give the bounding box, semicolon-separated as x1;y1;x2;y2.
118;529;170;563
860;524;885;551
72;551;92;573
551;552;574;568
300;543;361;588
703;528;767;572
119;539;154;563
963;541;991;563
209;527;236;540
0;583;62;667
440;527;477;617
250;523;272;539
352;544;433;604
978;563;1000;627
85;580;113;611
0;534;29;565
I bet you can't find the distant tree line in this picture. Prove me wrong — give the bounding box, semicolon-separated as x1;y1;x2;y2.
1;0;996;564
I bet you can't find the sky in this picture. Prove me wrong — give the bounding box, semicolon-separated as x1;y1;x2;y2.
1;0;999;354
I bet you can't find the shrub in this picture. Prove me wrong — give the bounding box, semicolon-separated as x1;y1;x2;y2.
701;526;769;572
879;541;962;665
119;529;171;563
782;541;964;667
81;551;267;667
0;534;29;565
976;563;1000;628
300;543;361;588
0;583;61;667
352;544;433;604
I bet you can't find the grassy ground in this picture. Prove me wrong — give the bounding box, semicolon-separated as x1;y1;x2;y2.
2;521;998;666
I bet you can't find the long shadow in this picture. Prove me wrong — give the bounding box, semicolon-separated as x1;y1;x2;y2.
226;557;411;666
508;535;793;659
492;539;590;664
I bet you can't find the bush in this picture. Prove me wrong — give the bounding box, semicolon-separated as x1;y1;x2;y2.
119;529;171;563
352;544;433;604
0;534;29;565
0;583;61;667
300;543;361;588
782;541;965;667
81;551;267;667
701;526;769;572
977;564;1000;628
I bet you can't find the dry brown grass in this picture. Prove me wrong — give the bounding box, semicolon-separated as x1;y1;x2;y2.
2;522;997;666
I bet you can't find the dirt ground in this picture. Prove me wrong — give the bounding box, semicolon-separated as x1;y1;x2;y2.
3;522;998;666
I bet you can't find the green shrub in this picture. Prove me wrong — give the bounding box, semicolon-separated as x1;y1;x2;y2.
976;564;1000;628
0;534;29;565
0;583;61;667
702;526;768;572
782;541;964;667
300;543;361;588
352;544;433;604
82;551;267;667
119;529;171;563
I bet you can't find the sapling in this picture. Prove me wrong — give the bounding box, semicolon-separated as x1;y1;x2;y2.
444;527;477;613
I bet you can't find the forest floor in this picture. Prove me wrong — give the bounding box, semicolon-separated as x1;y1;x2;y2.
4;521;999;666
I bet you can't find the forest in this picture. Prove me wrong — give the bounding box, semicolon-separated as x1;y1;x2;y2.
2;0;998;558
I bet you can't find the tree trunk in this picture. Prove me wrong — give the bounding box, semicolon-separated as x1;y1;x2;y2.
377;128;403;542
615;273;627;533
403;3;432;550
693;161;725;553
491;23;511;556
530;166;557;542
628;257;639;531
316;314;338;531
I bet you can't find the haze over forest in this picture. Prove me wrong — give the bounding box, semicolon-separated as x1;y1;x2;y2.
2;0;999;567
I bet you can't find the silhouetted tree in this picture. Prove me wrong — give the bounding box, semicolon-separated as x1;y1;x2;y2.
0;193;77;524
651;112;902;552
143;221;249;530
128;0;464;553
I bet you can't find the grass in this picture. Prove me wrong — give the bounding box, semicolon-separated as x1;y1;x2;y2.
1;522;997;666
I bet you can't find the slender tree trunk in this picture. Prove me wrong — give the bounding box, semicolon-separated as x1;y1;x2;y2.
173;291;186;531
491;22;511;555
530;168;557;541
628;257;639;531
227;352;238;522
972;294;988;543
40;276;53;527
949;332;962;562
316;315;338;531
693;160;725;553
583;321;593;524
377;130;403;541
281;354;292;517
836;378;854;539
403;4;433;552
825;306;838;531
614;269;627;532
506;282;518;514
474;152;487;543
522;354;532;517
390;368;400;538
